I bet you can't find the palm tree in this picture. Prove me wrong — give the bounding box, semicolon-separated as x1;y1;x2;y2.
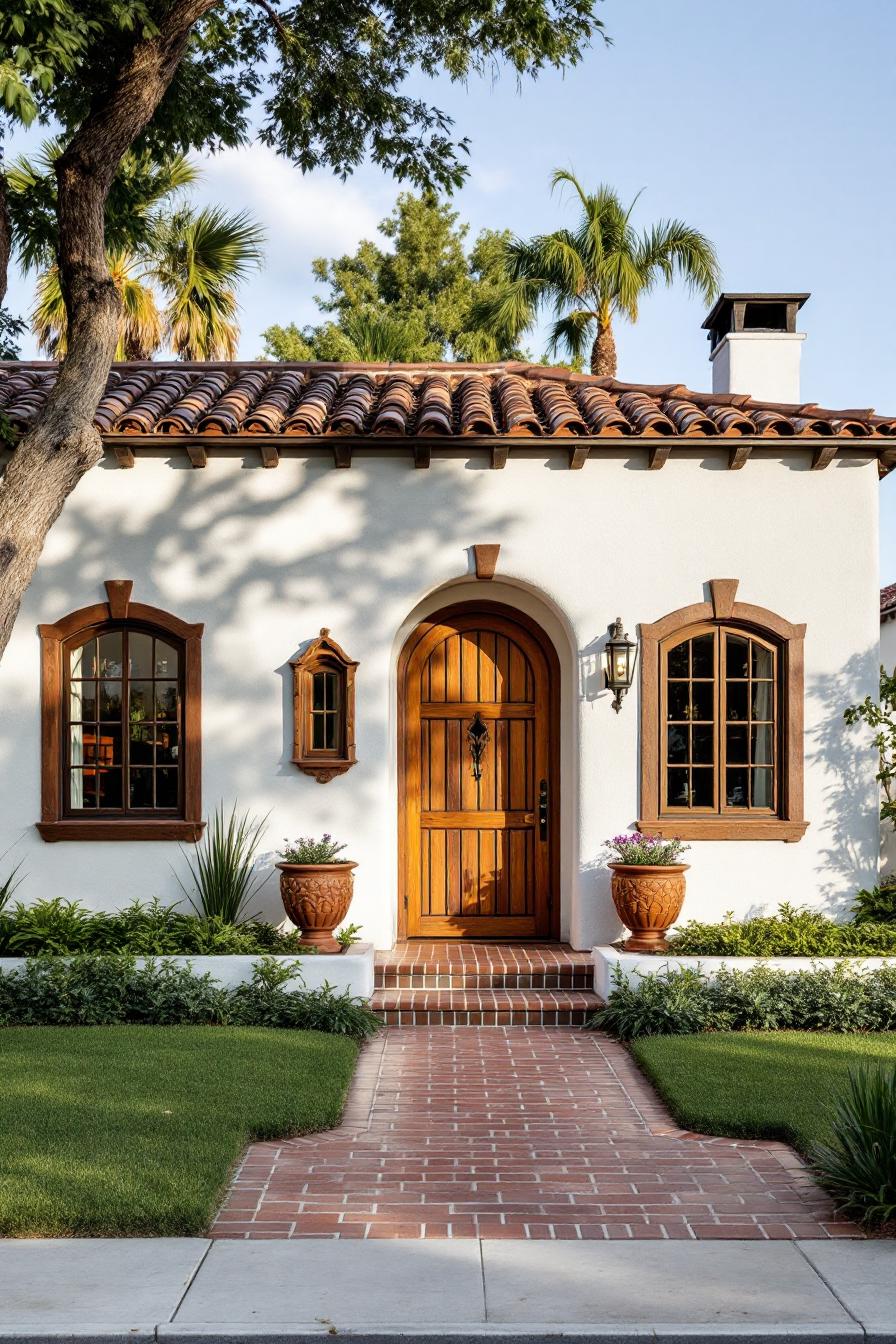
478;170;721;377
7;143;264;360
148;206;265;359
32;253;164;360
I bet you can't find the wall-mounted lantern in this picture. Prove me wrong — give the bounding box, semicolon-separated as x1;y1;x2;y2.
604;617;638;712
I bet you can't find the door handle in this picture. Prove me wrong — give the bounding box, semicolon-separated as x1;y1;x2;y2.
538;778;549;841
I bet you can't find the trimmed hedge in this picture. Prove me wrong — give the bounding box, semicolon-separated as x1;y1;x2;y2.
591;962;896;1041
0;898;315;957
668;903;896;957
0;954;381;1037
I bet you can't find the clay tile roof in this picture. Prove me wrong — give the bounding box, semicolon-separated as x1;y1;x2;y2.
1;360;894;474
882;583;896;620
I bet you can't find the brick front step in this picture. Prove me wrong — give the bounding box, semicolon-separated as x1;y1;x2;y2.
375;942;595;994
370;986;602;1026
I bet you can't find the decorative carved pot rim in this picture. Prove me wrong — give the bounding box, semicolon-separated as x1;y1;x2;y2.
276;860;358;873
608;862;690;875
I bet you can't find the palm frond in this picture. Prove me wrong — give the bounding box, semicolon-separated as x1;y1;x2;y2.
636;219;721;304
547;309;596;363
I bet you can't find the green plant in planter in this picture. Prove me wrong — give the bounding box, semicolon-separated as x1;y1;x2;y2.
812;1065;896;1226
279;834;350;864
606;832;689;865
335;922;363;949
178;803;269;923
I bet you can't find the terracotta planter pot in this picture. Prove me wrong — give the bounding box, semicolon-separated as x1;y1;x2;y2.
277;861;357;954
608;861;689;953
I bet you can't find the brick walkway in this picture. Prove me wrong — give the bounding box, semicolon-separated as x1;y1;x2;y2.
212;1027;860;1241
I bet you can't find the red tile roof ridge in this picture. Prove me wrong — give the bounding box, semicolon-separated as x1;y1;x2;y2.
882;583;896;616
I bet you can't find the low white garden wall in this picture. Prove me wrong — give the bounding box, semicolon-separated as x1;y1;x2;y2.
593;945;896;1001
0;942;376;1000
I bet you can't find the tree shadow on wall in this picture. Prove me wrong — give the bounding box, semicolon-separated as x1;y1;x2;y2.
806;648;881;917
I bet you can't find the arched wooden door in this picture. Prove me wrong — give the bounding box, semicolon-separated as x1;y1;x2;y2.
399;604;559;939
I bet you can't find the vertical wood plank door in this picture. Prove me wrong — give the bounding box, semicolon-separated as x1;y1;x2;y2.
399;606;559;939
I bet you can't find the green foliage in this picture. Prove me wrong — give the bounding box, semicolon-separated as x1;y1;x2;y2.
0;954;382;1037
474;169;721;369
0;309;25;359
3;2;605;197
0;897;313;957
7;142;263;359
852;876;896;925
845;667;896;832
178;803;268;924
606;831;689;865
668;903;896;956
591;962;896;1041
262;192;528;363
336;922;363;949
279;834;349;864
812;1066;896;1226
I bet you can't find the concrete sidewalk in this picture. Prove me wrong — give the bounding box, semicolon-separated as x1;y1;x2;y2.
2;1238;896;1343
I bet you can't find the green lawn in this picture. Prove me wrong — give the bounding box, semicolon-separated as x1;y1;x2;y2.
0;1026;358;1236
632;1031;896;1153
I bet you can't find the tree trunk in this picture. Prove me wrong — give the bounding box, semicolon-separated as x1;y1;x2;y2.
0;0;218;663
590;318;617;377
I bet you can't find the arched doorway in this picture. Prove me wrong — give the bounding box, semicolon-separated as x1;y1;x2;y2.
398;601;560;940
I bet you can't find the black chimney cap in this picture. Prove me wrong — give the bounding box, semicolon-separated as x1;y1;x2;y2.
702;292;810;352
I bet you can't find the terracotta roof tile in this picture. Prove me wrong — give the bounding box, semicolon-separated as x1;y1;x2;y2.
882;583;896;618
1;361;894;474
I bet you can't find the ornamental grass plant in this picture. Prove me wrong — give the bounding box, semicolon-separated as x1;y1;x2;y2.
812;1065;896;1227
178;802;268;923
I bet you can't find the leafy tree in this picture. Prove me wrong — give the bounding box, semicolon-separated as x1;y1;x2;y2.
0;1;605;664
262;191;527;362
476;169;721;376
845;668;896;834
8;142;264;359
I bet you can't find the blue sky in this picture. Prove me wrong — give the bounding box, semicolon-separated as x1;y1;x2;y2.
5;0;894;579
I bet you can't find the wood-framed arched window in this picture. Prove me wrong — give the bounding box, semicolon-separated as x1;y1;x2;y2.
638;579;808;842
37;580;204;842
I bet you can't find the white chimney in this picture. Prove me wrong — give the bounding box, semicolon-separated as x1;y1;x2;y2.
703;293;809;404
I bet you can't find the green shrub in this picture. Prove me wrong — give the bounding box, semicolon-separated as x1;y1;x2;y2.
668;902;896;957
812;1066;896;1226
0;954;381;1038
591;962;896;1041
852;876;896;925
178;802;268;923
0;897;316;957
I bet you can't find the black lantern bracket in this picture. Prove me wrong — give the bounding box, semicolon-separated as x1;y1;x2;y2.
604;617;638;713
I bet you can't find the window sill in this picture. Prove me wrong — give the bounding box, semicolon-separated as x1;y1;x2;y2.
36;820;206;843
636;818;809;843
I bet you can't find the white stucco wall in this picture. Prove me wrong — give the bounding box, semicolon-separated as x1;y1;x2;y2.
882;615;896;676
0;442;882;949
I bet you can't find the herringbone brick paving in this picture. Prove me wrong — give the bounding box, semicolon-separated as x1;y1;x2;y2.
212;1027;860;1241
